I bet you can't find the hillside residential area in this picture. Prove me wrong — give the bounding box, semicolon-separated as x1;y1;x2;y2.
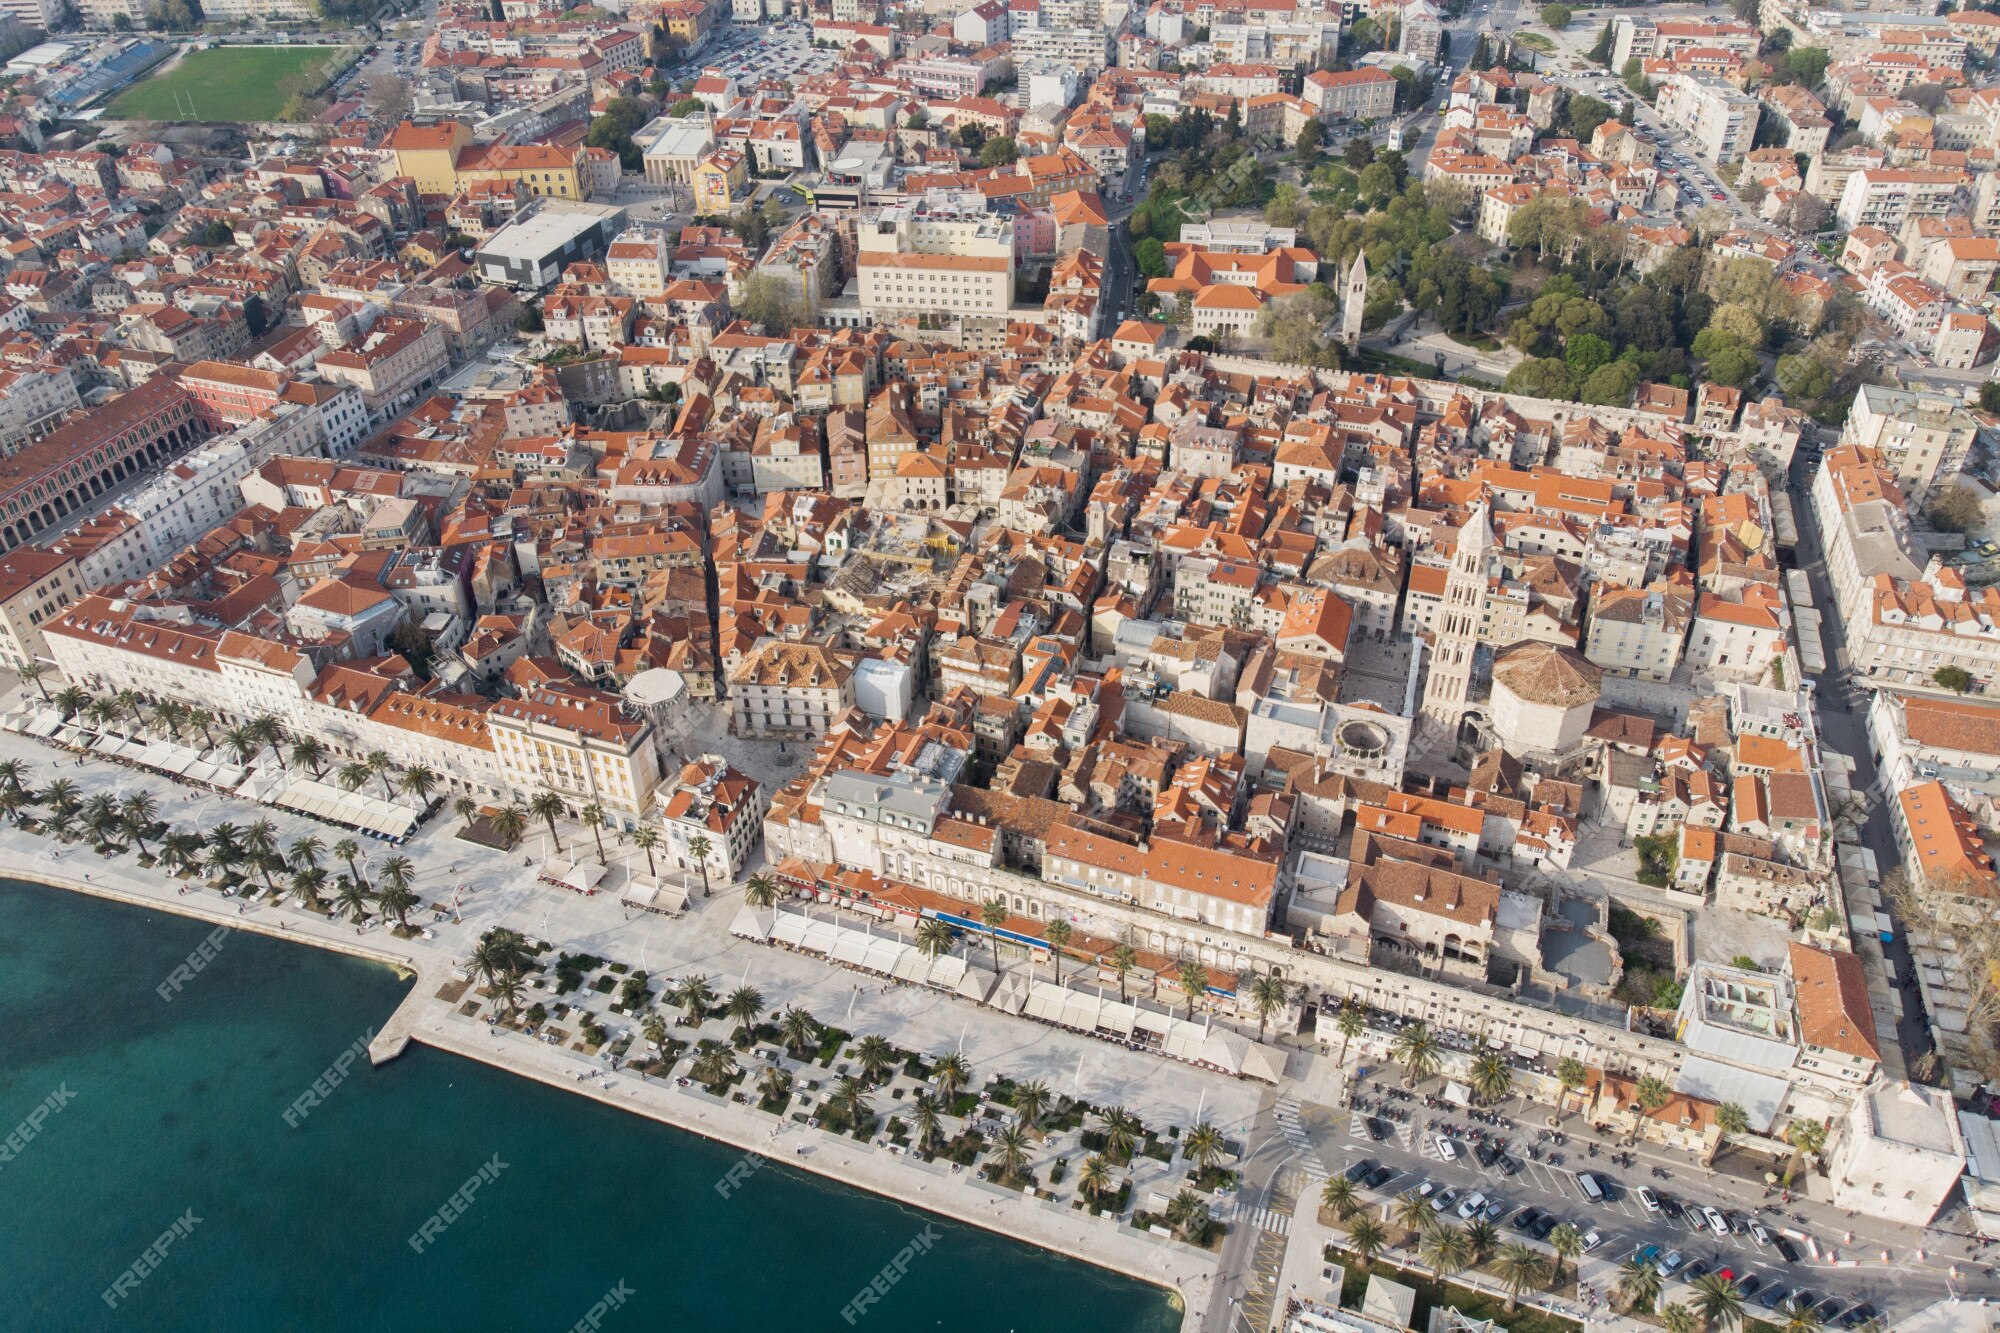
8;0;2000;1326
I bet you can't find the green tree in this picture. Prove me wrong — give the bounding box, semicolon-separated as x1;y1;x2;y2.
978;136;1018;167
1927;487;1985;535
1505;357;1577;401
1420;1222;1472;1279
1321;1174;1360;1219
980;899;1008;975
1693;1274;1747;1332
1588;20;1615;65
1346;1215;1389;1267
1134;236;1169;278
1393;1022;1444;1086
1177;960;1210;1018
733;272;800;331
1566;332;1614;375
1618;1258;1664;1313
1934;665;1974;693
1469;1049;1514;1105
1540;3;1571;28
1578;359;1641;406
1247;973;1292;1042
1549;1223;1585;1285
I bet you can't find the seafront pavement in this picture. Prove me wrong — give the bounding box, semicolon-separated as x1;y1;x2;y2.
0;721;1273;1328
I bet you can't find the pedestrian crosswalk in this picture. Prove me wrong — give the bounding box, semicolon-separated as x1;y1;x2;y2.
1274;1099;1329;1178
1238;1205;1292;1237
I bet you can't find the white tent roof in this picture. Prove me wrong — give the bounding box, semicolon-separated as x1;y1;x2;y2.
891;949;931;983
558;859;606;893
955;965;998;1002
771;912;811;948
624;878;690;915
730;905;776;939
990;973;1030;1014
1098;1000;1138;1036
273;777;419;839
926;955;969;989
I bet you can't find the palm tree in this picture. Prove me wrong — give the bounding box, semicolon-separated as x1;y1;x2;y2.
488;971;524;1023
289;735;328;779
1662;1305;1701;1333
1109;942;1137;1002
1470;1049;1513;1106
990;1121;1032;1184
0;759;28;794
530;790;566;854
113;689;143;731
1321;1174;1361;1219
980;898;1008;973
1346;1215;1389;1269
1248;972;1291;1041
490;804;526;849
0;784;37;828
16;661;47;701
1393;1021;1444;1088
641;1014;669;1062
241;820;282;893
1692;1274;1747;1332
1635;1074;1673;1116
1493;1243;1551;1310
1617;1258;1664;1313
375;856;418;929
222;725;258;768
1168;1184;1208;1232
205;823;243;880
288;835;323;872
1334;1001;1367;1066
53;685;90;722
579;802;608;861
337;762;371;793
671;973;717;1024
1101;1106;1140;1164
1013;1078;1052;1132
333;838;365;889
119;792;158;855
690;1038;738;1089
932;1051;971;1104
758;1065;792;1105
1420;1222;1471;1279
1078;1153;1114;1203
778;1005;820;1057
1183;1120;1226;1176
686;833;712;895
290;865;328;912
247;714;286;764
723;985;765;1045
915;917;953;958
85;698;119;731
453;795;478;831
81;796;120;849
1783;1118;1826;1186
42;777;78;823
470;928;532;986
828;1074;871;1129
159;831;204;876
399;763;439;811
1710;1101;1750;1164
1393;1190;1438;1239
151;699;186;741
633;825;661;877
1556;1057;1589;1120
1548;1223;1585;1287
910;1090;946;1153
1044;918;1073;983
1165;1186;1210;1241
334;876;372;925
855;1034;898;1083
365;749;397;799
1177;959;1209;1019
186;706;216;749
1465;1218;1498;1264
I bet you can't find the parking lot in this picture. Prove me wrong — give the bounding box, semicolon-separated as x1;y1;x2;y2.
668;22;838;85
1310;1076;1958;1326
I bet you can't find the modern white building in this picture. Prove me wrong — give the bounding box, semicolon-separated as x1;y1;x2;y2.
1825;1081;1967;1226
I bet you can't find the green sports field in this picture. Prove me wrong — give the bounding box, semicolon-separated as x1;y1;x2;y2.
107;45;353;122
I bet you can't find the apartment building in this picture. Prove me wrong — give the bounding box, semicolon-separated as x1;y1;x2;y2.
657;754;766;884
1302;67;1398;122
313;316;450;424
1656;73;1761;166
1611;16;1760;69
487;685;663;824
730;641;856;737
1583;580;1693;682
854;205;1014;319
0;547;83;671
1839;383;1977;504
1836;168;1969;233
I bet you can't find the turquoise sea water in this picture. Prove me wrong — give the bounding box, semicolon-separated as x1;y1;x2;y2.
0;878;1181;1332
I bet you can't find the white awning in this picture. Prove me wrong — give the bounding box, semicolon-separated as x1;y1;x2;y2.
926;955;969;989
730;905;776;939
771;913;811;948
891;949;931;983
830;933;872;969
1098;1000;1138;1037
22;709;60;738
1061;990;1101;1031
625;878;690;915
1024;984;1066;1023
861;937;905;976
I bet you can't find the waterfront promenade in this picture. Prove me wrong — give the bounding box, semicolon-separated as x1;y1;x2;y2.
0;724;1230;1329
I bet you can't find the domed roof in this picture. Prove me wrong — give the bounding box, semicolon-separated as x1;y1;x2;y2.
1492;641;1601;709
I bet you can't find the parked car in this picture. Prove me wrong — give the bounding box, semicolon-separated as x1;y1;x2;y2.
1701;1206;1729;1233
1841;1303;1878;1328
1637;1186;1660;1213
1580;1228;1605;1253
1432;1188;1461;1213
1680;1261;1710;1283
1457;1192;1488;1220
1435;1135;1458;1161
1772;1236;1800;1264
1511;1206;1544;1233
1737;1275;1763;1298
1364;1166;1393;1189
1367;1117;1392;1142
1345;1158;1377;1184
